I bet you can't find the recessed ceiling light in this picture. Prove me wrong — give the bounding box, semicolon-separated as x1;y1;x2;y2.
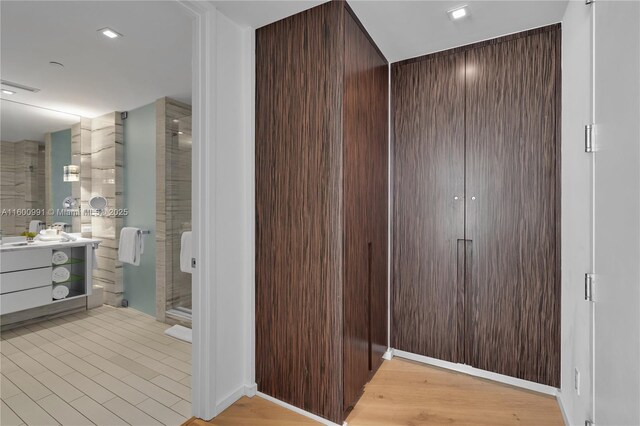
448;5;468;20
172;119;180;123
178;131;184;135
1;89;15;95
99;27;123;39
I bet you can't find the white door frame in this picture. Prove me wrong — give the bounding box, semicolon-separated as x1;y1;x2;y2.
176;1;256;420
177;0;218;420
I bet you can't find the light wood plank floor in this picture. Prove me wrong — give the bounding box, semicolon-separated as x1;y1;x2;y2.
346;358;564;425
184;397;318;426
188;358;563;426
0;305;192;426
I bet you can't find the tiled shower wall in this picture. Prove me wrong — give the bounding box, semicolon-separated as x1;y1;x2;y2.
0;140;45;235
91;112;124;306
156;97;192;322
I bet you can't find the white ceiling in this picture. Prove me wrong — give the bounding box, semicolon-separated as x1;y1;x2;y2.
212;1;328;29
1;0;191;141
214;0;568;63
349;0;569;63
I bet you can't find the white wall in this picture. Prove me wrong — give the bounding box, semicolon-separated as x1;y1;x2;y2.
593;1;640;424
558;2;594;424
211;9;255;411
190;3;255;419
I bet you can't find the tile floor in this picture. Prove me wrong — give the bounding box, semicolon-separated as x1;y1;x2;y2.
0;305;191;426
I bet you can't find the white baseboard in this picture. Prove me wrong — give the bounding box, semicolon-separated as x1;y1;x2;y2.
256;391;342;426
556;391;571;426
393;349;559;396
244;383;257;398
382;347;394;360
215;385;245;416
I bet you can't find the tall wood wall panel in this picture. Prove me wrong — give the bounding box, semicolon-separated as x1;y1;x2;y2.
256;2;346;422
392;25;560;387
464;28;560;386
256;2;388;423
392;53;466;363
343;10;388;410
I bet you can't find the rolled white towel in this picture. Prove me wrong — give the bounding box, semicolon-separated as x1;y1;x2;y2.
52;285;69;300
52;251;69;265
52;266;70;283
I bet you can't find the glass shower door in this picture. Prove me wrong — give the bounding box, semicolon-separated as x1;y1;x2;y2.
166;112;192;321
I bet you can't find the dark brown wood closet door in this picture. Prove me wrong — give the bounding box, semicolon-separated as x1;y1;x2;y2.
392;53;466;363
343;10;388;410
464;28;560;386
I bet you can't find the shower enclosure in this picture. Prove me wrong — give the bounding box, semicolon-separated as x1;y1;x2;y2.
156;97;192;324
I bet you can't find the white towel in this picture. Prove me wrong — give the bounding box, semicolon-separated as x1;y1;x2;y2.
118;227;144;266
52;285;69;300
29;220;43;233
52;251;69;265
60;232;77;242
180;231;192;273
52;266;70;283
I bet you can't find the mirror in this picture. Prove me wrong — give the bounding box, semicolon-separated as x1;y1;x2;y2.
0;99;82;236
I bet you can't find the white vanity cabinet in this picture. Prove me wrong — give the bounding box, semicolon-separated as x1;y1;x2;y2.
1;251;52;313
0;240;99;317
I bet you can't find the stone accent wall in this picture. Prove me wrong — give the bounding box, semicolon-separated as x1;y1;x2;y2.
91;112;124;306
80;118;92;237
71;122;82;232
44;133;52;217
72;118;93;236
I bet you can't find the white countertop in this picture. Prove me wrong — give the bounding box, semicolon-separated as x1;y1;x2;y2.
0;237;101;253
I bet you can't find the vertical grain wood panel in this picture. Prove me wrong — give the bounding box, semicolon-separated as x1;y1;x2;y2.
391;52;466;363
464;28;560;386
255;2;345;422
391;25;560;387
342;8;388;411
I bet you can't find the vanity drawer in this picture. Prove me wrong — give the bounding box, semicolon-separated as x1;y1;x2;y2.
0;285;51;315
0;267;52;294
0;248;52;273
